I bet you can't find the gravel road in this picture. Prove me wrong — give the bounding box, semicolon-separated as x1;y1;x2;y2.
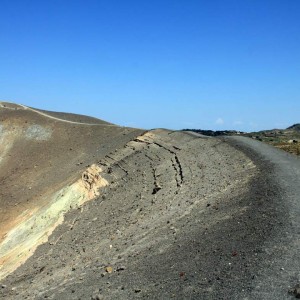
225;136;300;300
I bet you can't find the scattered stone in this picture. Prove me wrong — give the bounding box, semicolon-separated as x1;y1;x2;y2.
288;139;298;144
105;266;113;273
292;284;300;298
232;250;238;257
39;266;46;273
116;266;126;272
152;186;161;194
289;284;300;298
91;294;103;300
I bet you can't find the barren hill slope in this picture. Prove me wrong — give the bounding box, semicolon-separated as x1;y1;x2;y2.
1;103;300;300
0;102;143;279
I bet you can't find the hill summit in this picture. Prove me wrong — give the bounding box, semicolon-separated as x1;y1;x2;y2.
287;123;300;131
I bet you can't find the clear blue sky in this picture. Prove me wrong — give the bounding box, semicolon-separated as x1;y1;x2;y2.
1;0;299;131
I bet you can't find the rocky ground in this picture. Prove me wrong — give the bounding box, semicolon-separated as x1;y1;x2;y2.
1;103;300;299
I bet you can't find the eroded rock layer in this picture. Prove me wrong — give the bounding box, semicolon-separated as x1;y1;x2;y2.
0;106;256;299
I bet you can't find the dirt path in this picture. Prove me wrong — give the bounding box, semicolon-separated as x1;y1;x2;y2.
225;136;300;299
17;104;120;126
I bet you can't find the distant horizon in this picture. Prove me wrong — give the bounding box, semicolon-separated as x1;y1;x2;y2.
1;1;299;132
1;99;298;133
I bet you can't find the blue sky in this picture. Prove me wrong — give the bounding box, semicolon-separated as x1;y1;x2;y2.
1;0;299;131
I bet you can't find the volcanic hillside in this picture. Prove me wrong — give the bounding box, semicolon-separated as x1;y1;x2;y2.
2;102;299;299
0;102;143;280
